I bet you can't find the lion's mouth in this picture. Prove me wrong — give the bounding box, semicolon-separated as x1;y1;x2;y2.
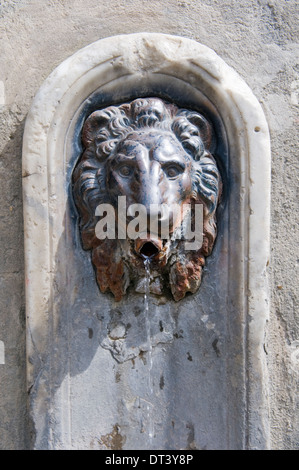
135;237;163;259
140;241;159;258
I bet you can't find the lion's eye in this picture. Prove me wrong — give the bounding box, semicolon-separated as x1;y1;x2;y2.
165;165;183;179
118;165;133;177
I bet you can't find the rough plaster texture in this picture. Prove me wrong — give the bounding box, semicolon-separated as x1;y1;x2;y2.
0;0;298;450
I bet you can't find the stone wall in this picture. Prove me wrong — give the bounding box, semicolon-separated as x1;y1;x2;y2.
0;0;298;449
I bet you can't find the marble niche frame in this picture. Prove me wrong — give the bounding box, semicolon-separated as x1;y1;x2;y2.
22;33;270;449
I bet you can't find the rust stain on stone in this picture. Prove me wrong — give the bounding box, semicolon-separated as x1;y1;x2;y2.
98;424;126;450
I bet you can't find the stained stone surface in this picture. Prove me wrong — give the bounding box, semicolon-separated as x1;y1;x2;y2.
22;33;270;450
0;0;298;451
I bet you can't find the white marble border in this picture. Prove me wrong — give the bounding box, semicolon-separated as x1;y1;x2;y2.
22;33;270;449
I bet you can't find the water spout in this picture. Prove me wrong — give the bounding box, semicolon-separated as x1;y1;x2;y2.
143;256;154;444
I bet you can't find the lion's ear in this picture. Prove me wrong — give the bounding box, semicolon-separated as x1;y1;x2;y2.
173;110;215;159
184;112;213;151
191;153;221;217
82;111;112;148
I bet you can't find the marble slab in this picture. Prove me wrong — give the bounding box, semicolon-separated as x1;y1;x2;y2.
22;33;271;450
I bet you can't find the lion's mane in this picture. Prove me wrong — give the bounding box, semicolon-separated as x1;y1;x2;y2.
72;97;222;301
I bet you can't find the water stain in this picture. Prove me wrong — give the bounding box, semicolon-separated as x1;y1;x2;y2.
212;338;221;357
187;352;193;361
186;422;198;450
88;327;93;339
115;371;121;383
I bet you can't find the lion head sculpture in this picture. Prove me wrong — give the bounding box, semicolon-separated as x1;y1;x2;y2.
72;97;222;301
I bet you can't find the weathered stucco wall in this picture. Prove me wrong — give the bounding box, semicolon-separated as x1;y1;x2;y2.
0;0;298;449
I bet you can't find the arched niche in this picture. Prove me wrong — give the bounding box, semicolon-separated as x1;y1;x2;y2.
23;33;270;450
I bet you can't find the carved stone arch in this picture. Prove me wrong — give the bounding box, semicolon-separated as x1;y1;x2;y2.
23;34;270;449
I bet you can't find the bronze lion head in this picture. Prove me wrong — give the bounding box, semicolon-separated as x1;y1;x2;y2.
73;98;222;301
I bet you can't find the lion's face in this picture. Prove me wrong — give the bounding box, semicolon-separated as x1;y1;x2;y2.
72;98;222;301
106;129;193;254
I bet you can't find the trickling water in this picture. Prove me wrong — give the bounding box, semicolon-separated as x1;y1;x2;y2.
143;256;154;445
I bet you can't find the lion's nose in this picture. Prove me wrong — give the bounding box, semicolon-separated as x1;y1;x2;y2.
135;236;163;259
